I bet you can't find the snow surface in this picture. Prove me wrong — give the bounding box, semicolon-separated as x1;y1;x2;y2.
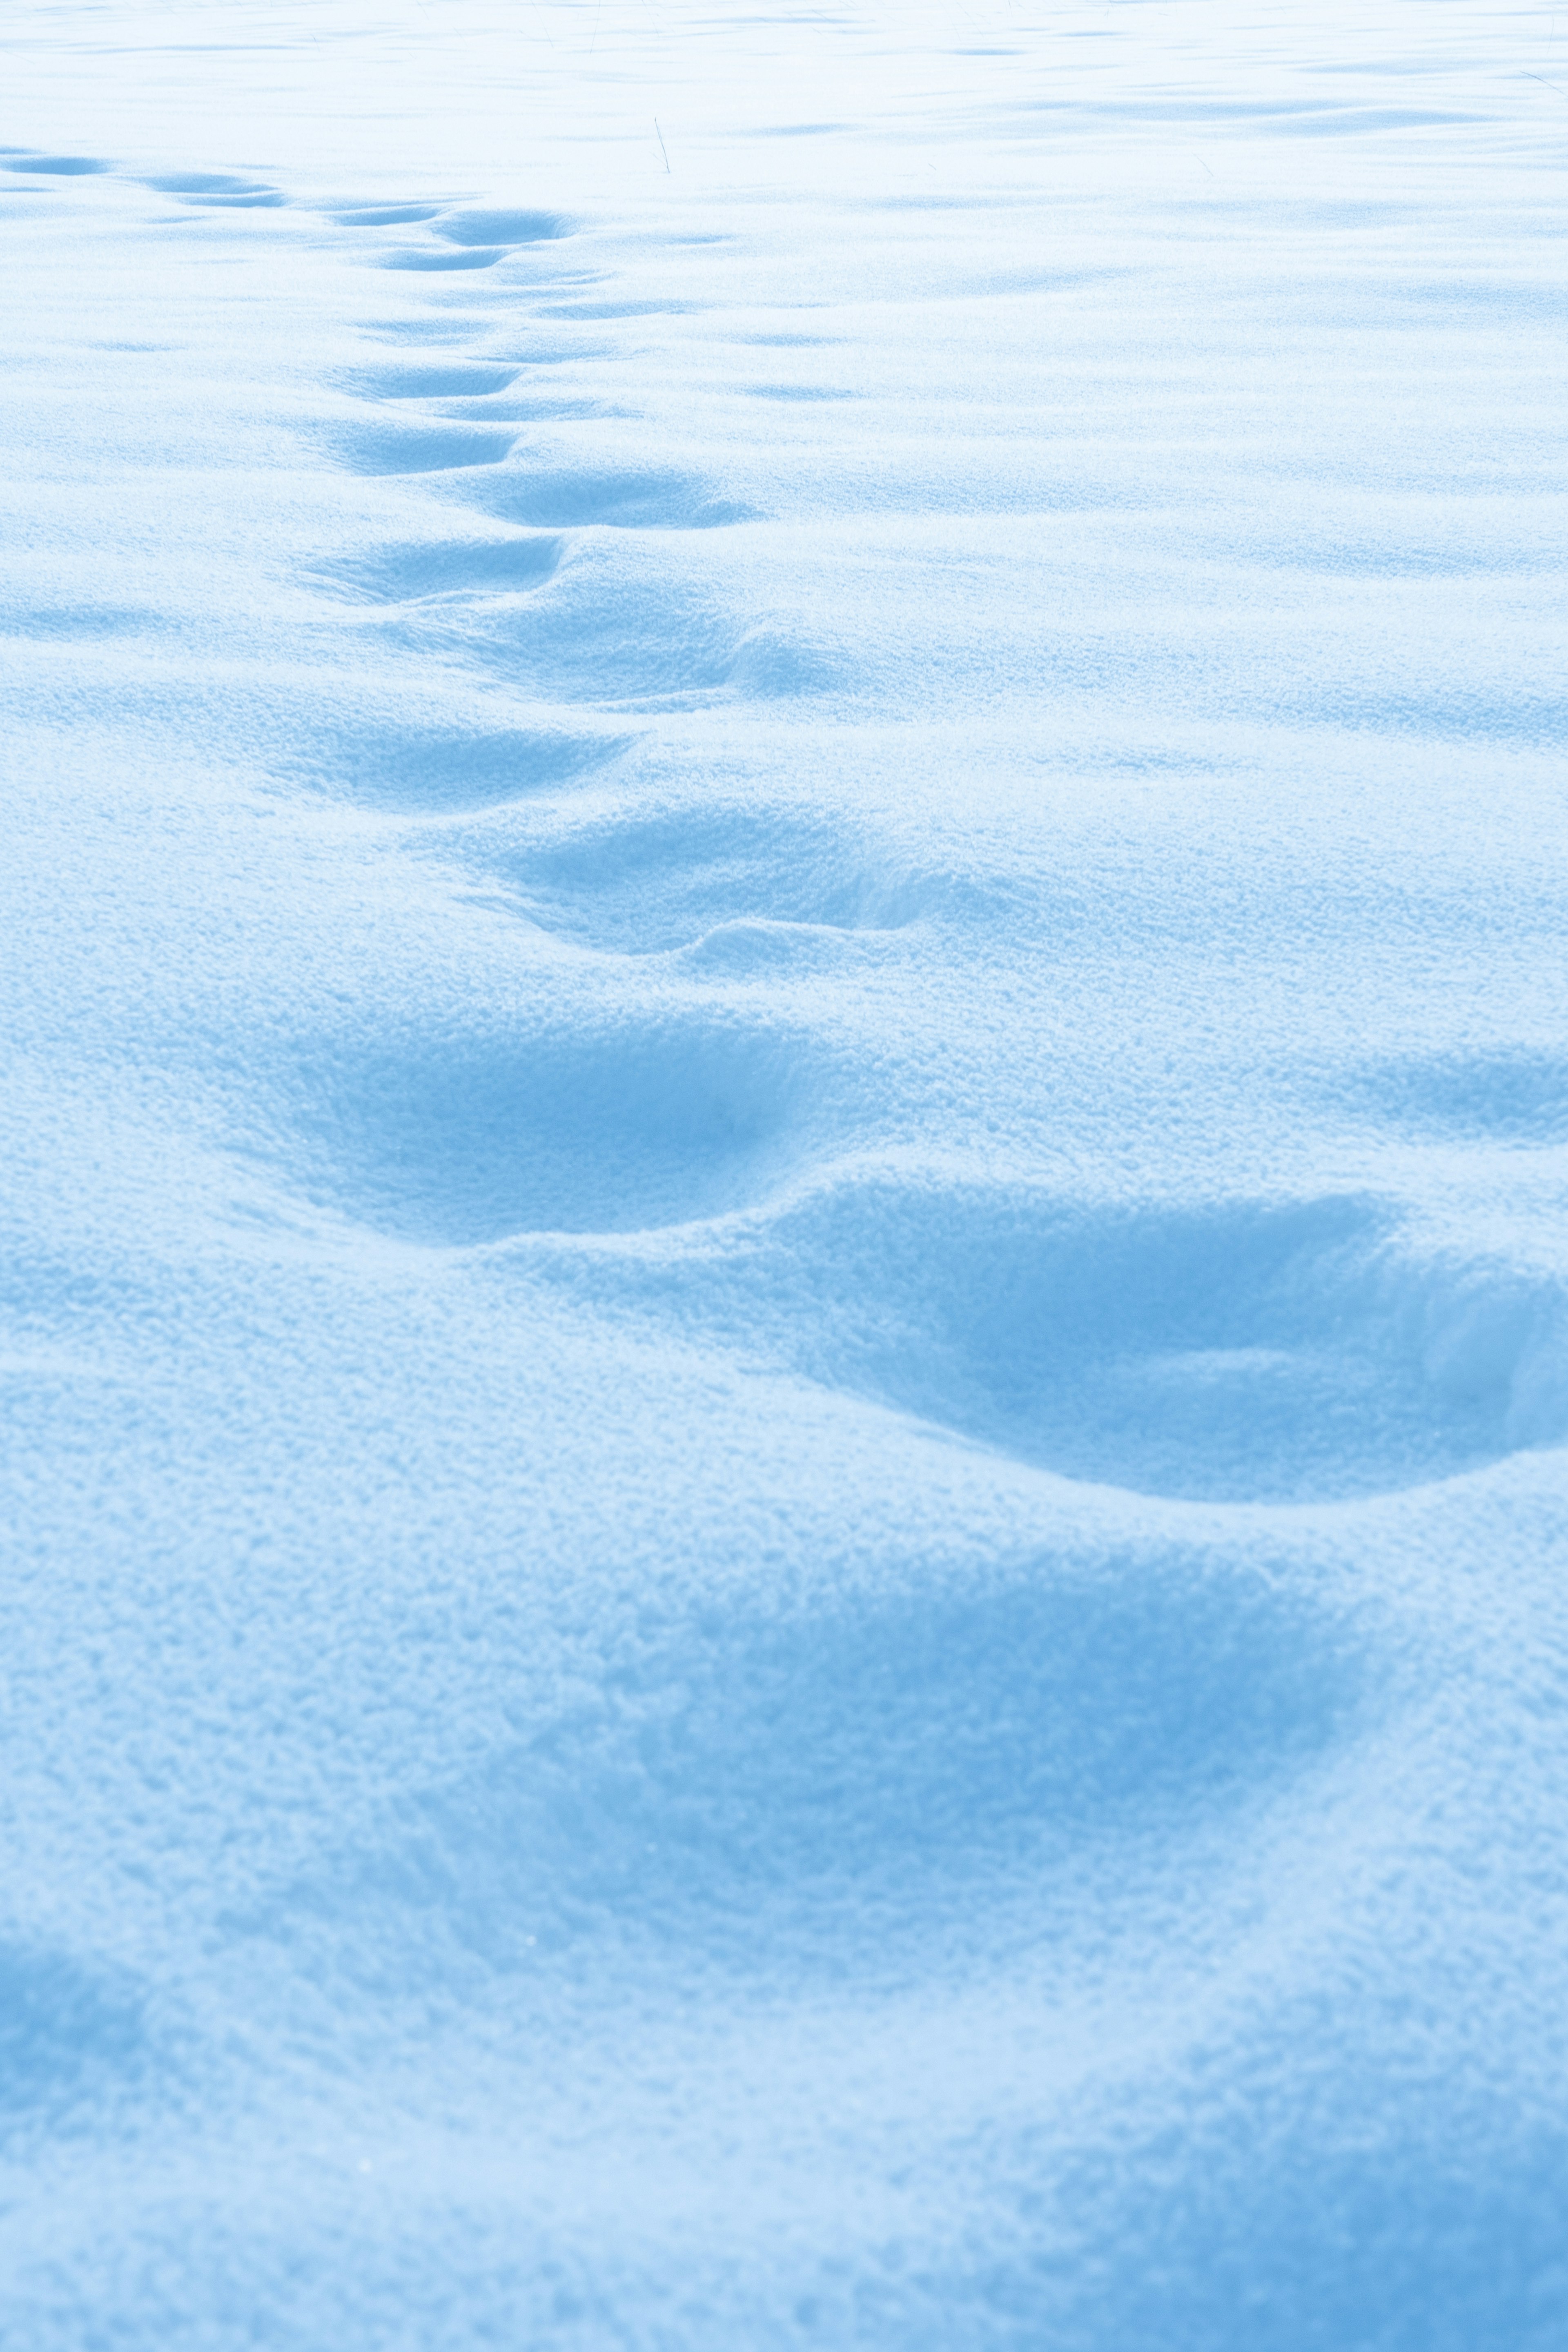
2;1;1568;2342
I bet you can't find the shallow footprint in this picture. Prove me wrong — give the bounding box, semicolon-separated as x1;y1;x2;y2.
461;461;748;531
145;170;272;196
273;720;630;815
382;246;507;273
391;554;742;707
330;203;445;227
248;1554;1362;1988
312;534;564;603
486;801;946;953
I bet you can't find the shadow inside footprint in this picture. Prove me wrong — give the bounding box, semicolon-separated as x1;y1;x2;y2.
282;1018;816;1243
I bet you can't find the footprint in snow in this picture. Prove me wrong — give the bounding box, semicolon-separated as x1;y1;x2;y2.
754;1178;1568;1503
241;1554;1364;1987
268;1013;835;1245
3;153;110;176
273;721;630;816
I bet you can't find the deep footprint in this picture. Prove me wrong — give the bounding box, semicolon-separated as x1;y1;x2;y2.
434;208;572;247
740;1179;1567;1502
275;1014;824;1243
310;416;516;474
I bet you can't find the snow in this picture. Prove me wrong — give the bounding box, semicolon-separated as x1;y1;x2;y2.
2;1;1567;2342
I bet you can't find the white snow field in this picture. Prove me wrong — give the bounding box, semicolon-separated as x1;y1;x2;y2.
3;0;1567;2341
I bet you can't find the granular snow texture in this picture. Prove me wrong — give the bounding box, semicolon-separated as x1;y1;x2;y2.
2;3;1566;2345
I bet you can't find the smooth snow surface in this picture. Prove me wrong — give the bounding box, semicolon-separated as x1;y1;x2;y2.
3;2;1568;2343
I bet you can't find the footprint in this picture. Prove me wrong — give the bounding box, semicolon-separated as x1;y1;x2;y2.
358;316;497;343
334;360;521;399
748;1180;1564;1502
4;154;110;176
145;171;263;194
745;384;858;402
309;416;516;475
460;462;748;531
434;208;572;247
385;551;742;706
273;721;630;814
536;295;706;321
382;246;508;274
486;802;947;954
430;392;627;425
456;341;612;369
312;534;564;603
143;170;285;206
249;1556;1359;1985
188;192;287;210
275;1013;823;1244
330;203;445;227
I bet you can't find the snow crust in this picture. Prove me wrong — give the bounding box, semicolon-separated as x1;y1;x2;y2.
2;2;1567;2342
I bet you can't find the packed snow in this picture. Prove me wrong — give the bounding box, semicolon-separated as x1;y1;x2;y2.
2;2;1567;2343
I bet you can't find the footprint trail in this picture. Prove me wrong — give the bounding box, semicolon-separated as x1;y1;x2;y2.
3;11;1568;2345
